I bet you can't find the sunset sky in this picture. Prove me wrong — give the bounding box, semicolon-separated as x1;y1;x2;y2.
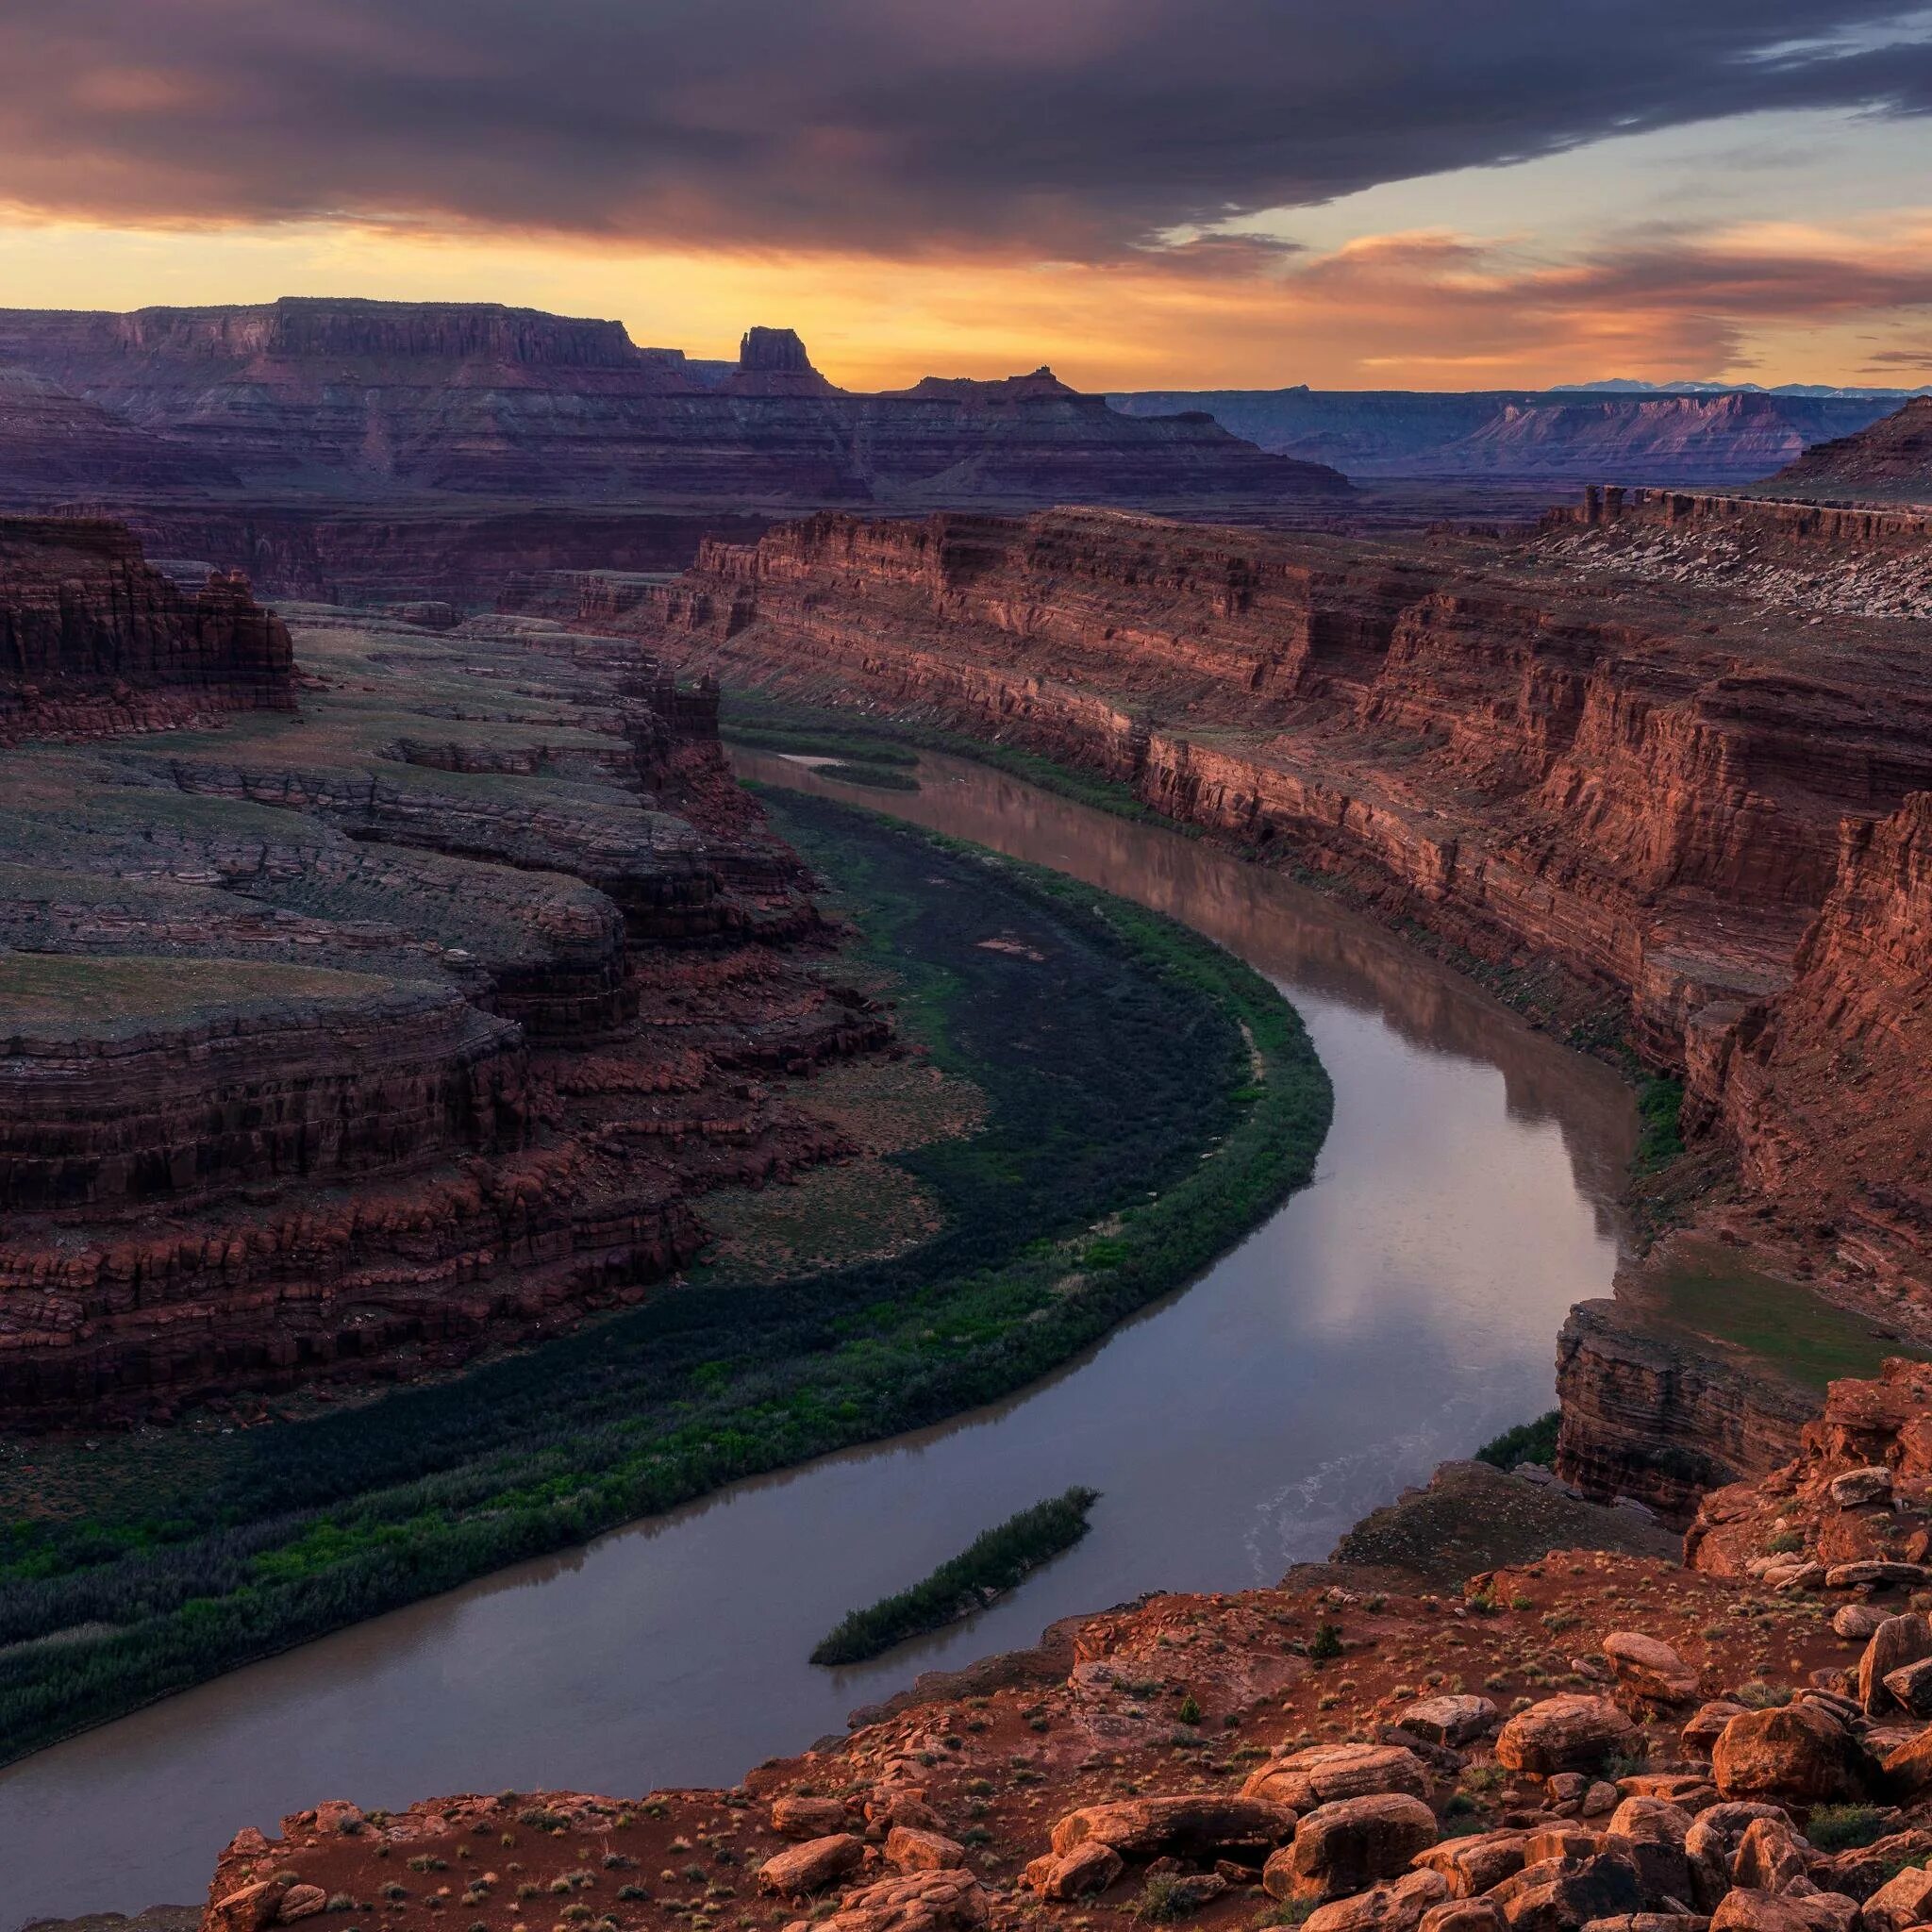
5;2;1932;391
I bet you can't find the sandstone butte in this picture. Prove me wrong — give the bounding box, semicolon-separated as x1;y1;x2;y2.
0;511;894;1421
0;299;1348;560
192;1357;1932;1932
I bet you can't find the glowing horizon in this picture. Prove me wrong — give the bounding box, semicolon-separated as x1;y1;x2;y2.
4;5;1932;392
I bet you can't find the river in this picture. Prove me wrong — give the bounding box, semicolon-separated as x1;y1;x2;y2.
0;749;1635;1924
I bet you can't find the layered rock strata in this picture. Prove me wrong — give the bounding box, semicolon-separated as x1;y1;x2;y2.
1766;397;1932;501
0;514;293;738
591;508;1932;1279
1109;385;1896;482
1555;1300;1820;1523
0;297;1346;510
0;526;890;1423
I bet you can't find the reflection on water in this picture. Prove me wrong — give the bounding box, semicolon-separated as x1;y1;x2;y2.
0;750;1636;1925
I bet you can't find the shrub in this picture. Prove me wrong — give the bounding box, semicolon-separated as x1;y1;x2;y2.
1807;1805;1891;1852
1309;1621;1343;1662
1474;1412;1560;1470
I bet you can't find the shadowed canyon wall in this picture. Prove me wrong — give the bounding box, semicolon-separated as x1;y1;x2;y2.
582;508;1932;1315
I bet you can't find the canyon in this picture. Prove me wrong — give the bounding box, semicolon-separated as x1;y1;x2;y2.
512;500;1932;1514
0;511;891;1423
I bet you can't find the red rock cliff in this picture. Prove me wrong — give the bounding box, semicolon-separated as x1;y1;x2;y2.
0;514;293;739
605;508;1932;1295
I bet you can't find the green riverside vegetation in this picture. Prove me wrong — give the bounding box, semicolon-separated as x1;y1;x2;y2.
809;1486;1100;1665
0;789;1331;1764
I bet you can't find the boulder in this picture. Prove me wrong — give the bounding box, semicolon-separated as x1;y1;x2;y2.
1683;1705;1749;1758
1708;1892;1857;1932
1305;1871;1450;1932
1398;1698;1501;1750
872;1796;946;1833
1603;1634;1701;1706
774;1796;852;1839
1604;1797;1694;1901
1825;1561;1929;1590
1580;1920;1710;1932
1246;1743;1432;1810
758;1834;868;1895
205;1886;284;1932
1496;1698;1639;1777
1683;1804;1789;1912
784;1869;988;1932
1050;1794;1296;1862
1524;1830;1607;1866
1710;1705;1870;1804
277;1890;328;1925
1728;1817;1806;1895
1829;1467;1893;1507
1832;1605;1887;1641
1860;1616;1932;1717
1860;1864;1932;1932
1414;1830;1530;1897
1265;1794;1440;1902
1880;1724;1932;1795
1024;1842;1124;1901
1615;1775;1716;1807
1885;1657;1932;1717
1490;1852;1644;1932
886;1826;967;1873
1421;1905;1507;1932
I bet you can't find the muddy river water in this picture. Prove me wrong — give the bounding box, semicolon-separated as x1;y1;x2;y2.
0;751;1636;1924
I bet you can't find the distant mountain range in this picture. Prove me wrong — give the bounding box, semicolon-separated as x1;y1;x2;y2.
1548;377;1932;399
1108;384;1907;483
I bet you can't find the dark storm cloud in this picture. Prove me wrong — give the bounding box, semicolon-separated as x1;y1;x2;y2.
5;1;1932;256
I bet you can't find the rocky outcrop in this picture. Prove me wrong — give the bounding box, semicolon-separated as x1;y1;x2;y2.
114;502;777;604
0;297;1346;510
0;365;234;503
1554;1302;1818;1523
1693;794;1932;1294
0;971;524;1209
1764;399;1932;501
0;515;293;738
1686;1357;1932;1581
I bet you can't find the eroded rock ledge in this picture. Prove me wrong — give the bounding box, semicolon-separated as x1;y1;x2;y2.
0;521;891;1424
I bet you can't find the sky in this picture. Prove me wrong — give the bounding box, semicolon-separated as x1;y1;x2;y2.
3;2;1932;391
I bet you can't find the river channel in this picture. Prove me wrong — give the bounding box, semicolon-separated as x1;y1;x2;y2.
0;749;1636;1924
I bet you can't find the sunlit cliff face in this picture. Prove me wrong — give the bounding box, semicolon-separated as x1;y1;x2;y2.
2;1;1931;389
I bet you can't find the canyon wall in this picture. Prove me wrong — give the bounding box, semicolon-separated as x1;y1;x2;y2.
579;506;1932;1507
1766;396;1932;501
0;519;891;1424
0;513;294;738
